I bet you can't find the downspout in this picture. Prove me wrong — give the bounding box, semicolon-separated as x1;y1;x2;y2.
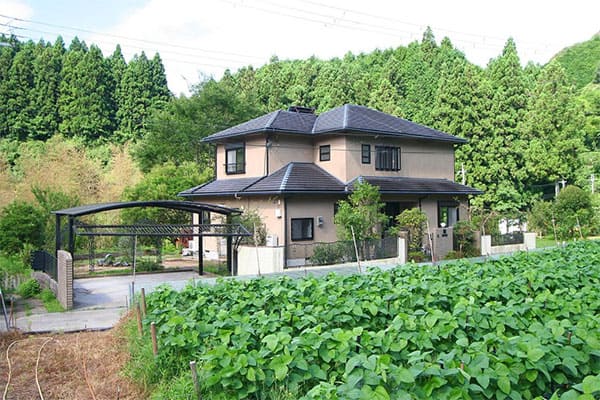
283;196;288;268
212;144;217;181
265;136;271;176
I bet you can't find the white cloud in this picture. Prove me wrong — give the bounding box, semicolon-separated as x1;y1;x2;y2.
0;0;33;36
97;0;600;96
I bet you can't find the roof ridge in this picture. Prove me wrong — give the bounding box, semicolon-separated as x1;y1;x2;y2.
265;109;281;128
240;176;264;192
280;163;294;191
343;104;349;130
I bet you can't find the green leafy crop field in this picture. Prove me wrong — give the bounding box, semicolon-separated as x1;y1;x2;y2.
130;242;600;399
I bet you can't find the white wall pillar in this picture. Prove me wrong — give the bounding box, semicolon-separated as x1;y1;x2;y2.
398;237;407;265
481;235;491;256
524;232;536;250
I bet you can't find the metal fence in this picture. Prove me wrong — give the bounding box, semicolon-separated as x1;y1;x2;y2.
286;237;398;268
31;250;57;281
491;231;524;246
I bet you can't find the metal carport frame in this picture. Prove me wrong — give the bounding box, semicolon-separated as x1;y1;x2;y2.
52;200;251;275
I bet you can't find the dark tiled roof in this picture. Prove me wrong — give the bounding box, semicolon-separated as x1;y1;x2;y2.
202;104;465;144
179;165;482;198
245;163;346;194
314;104;464;143
349;176;482;195
202;110;317;142
178;177;262;197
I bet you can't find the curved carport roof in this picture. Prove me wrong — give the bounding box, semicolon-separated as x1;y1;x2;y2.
52;200;240;217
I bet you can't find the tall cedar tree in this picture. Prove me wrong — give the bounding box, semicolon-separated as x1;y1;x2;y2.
521;61;586;185
107;45;127;138
31;37;64;140
483;39;530;212
117;52;170;142
5;41;37;141
0;37;17;138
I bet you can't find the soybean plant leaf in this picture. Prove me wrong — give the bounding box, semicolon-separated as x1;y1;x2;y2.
262;334;278;351
273;364;288;381
558;390;581;400
346;355;363;375
247;367;256;382
309;364;327;380
527;348;545;362
582;375;600;394
371;385;391;400
476;374;490;389
524;370;537;382
498;377;511;394
397;368;415;384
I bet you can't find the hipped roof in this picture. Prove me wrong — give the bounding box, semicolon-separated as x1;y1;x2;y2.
202;104;466;144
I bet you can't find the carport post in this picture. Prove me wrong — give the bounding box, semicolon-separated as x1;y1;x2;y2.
55;214;61;254
226;214;233;275
198;234;203;276
67;216;75;256
227;236;233;276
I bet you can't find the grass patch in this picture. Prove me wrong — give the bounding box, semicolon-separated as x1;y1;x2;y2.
38;288;64;312
85;268;132;277
203;260;229;276
536;236;558;248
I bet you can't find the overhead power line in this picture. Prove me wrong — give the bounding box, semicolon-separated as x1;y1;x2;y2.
0;13;263;61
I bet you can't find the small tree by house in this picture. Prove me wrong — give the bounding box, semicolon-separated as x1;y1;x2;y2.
554;185;594;239
527;199;554;237
234;209;267;246
334;181;387;258
389;208;428;259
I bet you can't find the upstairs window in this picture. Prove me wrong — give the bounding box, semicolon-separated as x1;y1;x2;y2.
375;146;401;171
361;144;371;164
291;218;314;241
319;145;331;161
225;143;245;174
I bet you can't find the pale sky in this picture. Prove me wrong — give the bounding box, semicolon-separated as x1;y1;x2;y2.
1;0;599;96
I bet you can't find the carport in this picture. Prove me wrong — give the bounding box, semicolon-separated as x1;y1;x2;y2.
52;200;251;275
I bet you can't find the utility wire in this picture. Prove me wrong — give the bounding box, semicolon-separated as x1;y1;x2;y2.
0;13;263;61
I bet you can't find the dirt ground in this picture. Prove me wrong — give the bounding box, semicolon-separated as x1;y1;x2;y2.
0;318;145;400
74;256;202;278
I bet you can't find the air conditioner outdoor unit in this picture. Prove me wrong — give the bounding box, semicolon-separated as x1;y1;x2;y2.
266;234;278;247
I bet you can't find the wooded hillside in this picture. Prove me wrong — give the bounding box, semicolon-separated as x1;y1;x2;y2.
1;29;599;215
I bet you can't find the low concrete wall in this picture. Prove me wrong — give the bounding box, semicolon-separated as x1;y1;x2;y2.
481;232;537;256
238;246;285;276
57;250;73;310
1;272;29;291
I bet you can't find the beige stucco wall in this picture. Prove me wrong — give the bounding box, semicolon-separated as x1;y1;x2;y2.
214;132;456;183
215;136;267;179
285;196;340;244
312;135;348;181
342;136;455;181
267;134;313;173
198;196;285;253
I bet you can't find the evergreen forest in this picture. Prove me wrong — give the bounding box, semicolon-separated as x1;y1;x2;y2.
0;29;599;228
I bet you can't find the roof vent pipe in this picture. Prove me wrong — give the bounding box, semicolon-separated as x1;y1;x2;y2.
287;106;316;114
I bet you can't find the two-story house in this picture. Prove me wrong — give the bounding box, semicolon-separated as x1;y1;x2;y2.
179;104;481;266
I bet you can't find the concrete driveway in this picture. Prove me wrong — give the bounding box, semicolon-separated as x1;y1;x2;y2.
73;270;203;309
10;270;210;333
